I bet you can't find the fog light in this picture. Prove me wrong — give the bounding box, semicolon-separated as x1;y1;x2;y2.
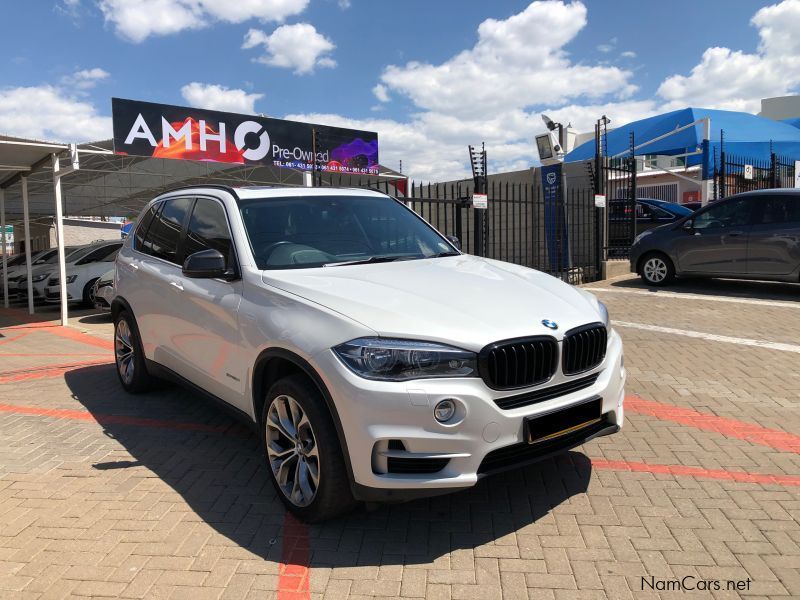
434;399;456;423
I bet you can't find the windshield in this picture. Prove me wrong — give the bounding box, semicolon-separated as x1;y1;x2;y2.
239;194;456;269
645;200;693;216
65;245;99;264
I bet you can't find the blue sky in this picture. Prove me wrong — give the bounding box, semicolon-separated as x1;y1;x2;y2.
1;0;797;179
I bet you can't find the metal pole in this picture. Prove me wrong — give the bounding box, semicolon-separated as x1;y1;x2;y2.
21;176;34;315
52;154;68;326
0;189;8;308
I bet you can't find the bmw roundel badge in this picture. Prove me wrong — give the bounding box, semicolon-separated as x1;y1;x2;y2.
542;319;558;330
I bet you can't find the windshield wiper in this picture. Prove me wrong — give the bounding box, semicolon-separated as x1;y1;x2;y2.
323;254;419;267
428;251;460;258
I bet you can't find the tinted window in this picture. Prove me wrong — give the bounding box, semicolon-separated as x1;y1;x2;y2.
134;204;159;251
184;198;234;266
77;244;122;264
140;197;192;263
757;195;800;225
693;198;753;230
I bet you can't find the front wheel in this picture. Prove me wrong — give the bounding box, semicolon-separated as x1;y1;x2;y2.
82;278;99;308
262;375;355;522
114;310;159;393
640;253;675;286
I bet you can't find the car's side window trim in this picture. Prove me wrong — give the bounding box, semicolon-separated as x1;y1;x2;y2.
134;201;163;256
136;196;194;267
183;195;242;280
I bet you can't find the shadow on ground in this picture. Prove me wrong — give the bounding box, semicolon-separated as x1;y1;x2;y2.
607;274;800;302
65;364;593;566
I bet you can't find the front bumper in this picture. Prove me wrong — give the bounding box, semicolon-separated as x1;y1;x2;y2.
313;329;625;499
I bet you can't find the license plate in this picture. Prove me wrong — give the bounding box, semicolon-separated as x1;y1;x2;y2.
525;397;603;444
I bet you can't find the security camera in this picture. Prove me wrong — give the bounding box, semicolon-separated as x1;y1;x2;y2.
541;114;557;131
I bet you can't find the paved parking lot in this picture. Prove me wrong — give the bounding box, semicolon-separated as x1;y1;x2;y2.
1;276;799;600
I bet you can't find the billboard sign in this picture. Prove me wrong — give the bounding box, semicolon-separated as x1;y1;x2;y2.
112;98;379;175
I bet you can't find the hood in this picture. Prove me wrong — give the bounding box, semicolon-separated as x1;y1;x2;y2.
261;255;603;351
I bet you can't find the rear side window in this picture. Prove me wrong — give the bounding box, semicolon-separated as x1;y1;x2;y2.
77;244;122;264
140;197;192;264
184;198;234;267
133;204;159;251
757;196;800;225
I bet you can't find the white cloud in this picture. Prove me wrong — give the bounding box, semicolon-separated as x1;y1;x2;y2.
243;24;336;74
657;0;800;112
372;84;390;103
338;0;351;8
181;82;264;113
97;0;309;43
0;85;111;142
61;67;110;90
620;51;636;59
379;1;635;119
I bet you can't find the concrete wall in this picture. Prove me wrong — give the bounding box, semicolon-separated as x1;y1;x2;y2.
759;95;800;120
13;218;120;254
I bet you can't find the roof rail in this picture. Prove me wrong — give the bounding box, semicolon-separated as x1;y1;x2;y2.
158;184;240;199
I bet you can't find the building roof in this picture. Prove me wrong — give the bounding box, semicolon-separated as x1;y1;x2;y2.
565;108;800;176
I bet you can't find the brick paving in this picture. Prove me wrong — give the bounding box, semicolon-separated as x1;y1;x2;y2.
0;277;798;599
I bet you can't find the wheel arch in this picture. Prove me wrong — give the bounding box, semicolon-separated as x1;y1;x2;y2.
637;249;676;275
251;348;355;487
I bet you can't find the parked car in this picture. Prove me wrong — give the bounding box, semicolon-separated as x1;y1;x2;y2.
610;198;694;237
3;248;60;299
113;186;625;522
14;246;83;303
682;201;703;212
44;241;123;306
92;268;115;311
631;189;800;286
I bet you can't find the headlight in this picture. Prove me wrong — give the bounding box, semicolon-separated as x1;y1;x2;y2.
65;275;78;284
633;230;652;245
333;338;477;381
31;273;49;282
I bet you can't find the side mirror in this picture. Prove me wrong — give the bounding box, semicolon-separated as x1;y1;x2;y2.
446;235;461;250
682;220;694;232
183;249;227;279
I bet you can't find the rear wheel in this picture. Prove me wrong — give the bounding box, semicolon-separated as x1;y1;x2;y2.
114;310;158;393
262;374;355;522
640;252;675;286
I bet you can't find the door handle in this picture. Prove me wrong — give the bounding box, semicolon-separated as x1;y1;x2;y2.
726;231;744;237
169;281;184;292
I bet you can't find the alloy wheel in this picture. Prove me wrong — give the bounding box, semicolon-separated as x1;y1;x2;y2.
266;394;320;507
115;319;135;385
643;257;668;283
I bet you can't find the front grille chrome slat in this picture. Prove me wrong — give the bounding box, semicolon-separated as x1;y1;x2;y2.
479;336;558;390
563;323;607;375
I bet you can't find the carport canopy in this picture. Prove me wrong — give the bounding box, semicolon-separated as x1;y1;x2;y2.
0;134;405;326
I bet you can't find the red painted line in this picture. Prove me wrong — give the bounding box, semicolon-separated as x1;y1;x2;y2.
0;331;32;346
0;359;113;383
278;513;310;600
0;353;111;357
591;458;800;487
0;401;244;434
46;326;114;351
626;395;800;454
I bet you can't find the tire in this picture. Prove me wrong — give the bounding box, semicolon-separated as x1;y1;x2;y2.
113;310;159;393
82;278;99;308
640;252;675;286
261;374;356;522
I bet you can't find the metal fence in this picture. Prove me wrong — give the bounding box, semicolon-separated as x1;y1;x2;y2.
324;175;600;283
714;151;797;199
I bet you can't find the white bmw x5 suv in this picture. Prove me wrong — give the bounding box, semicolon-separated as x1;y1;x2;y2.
114;186;625;522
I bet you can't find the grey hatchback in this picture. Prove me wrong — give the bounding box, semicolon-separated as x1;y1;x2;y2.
630;190;800;286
